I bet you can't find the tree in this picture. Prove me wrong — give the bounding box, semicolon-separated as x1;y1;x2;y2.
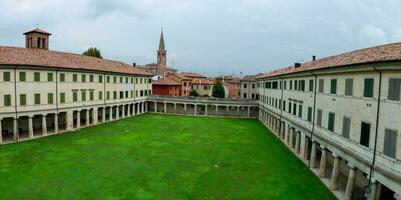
212;80;225;98
83;47;102;58
189;89;199;97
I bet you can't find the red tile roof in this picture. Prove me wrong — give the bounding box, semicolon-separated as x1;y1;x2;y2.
0;46;152;76
166;73;192;80
258;42;401;79
153;78;181;85
179;72;206;79
23;28;52;35
191;79;214;85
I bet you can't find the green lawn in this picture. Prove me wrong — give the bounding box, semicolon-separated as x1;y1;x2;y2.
0;114;336;200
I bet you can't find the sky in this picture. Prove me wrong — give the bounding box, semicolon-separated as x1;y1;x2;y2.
1;0;401;76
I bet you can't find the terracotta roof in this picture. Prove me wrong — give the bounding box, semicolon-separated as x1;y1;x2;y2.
0;46;152;76
241;73;263;81
258;42;401;79
180;72;206;79
23;28;52;35
166;73;192;80
191;79;214;85
153;78;181;86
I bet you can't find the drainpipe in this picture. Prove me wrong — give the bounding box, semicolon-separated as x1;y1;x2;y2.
279;77;284;135
368;66;382;188
55;68;60;134
308;71;318;168
14;66;18;141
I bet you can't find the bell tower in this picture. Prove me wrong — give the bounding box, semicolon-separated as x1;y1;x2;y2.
157;29;167;74
23;28;51;50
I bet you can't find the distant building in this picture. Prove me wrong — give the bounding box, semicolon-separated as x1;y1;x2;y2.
191;79;214;97
166;73;192;96
240;74;262;100
180;72;207;80
216;75;240;99
152;78;181;96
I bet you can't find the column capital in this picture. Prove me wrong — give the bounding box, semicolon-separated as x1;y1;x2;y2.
332;153;339;158
347;162;356;169
320;144;326;149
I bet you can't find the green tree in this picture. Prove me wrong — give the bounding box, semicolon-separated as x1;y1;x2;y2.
189;89;199;97
212;80;225;98
83;47;102;58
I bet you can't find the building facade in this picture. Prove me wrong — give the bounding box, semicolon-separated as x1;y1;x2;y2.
257;42;401;199
0;29;152;144
152;78;181;96
166;73;192;96
191;79;213;97
240;74;259;100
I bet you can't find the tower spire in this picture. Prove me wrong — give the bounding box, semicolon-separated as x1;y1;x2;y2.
159;28;165;50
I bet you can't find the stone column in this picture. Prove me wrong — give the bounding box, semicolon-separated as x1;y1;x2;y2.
86;110;90;126
394;193;401;200
205;105;208;116
109;107;113;121
154;101;157;112
145;102;148;112
116;107;120;120
93;109;98;124
330;154;340;190
310;141;317;168
289;128;294;148
369;179;378;200
344;165;356;200
237;106;240;113
141;102;144;113
164;102;167;113
13;117;18;141
318;146;327;178
0;118;3;143
42;115;47;135
300;134;306;158
28;116;34;138
226;105;229;114
215;105;218;115
174;103;177;113
66;111;73;130
122;106;125;118
247;106;250;117
285;125;290;145
54;114;59;133
184;104;187;113
102;108;106;123
194;104;197;116
295;131;300;154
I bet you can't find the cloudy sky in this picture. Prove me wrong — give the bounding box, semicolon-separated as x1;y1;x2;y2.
1;0;401;76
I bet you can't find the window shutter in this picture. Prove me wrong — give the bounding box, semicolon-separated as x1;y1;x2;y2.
364;79;374;97
345;79;353;96
384;129;397;158
394;79;401;101
342;117;350;138
317;109;322;126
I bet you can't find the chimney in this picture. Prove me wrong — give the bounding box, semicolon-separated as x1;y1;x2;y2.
294;63;301;68
312;55;316;61
133;63;136;67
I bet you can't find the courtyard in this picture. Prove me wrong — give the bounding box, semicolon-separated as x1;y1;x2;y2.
0;114;335;199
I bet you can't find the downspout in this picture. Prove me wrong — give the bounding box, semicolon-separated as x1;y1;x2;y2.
279;77;284;135
103;73;106;107
55;68;59;134
368;66;382;187
308;71;318;168
14;67;18;141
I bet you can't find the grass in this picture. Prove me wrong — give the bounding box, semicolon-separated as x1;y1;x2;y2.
0;114;336;200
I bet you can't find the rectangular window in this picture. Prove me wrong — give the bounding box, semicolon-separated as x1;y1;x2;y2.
149;78;152;83
99;91;103;100
48;93;53;104
388;78;401;101
360;122;371;147
317;109;323;127
73;91;78;102
107;91;110;100
81;91;86;101
244;83;247;88
90;91;94;101
20;94;26;106
383;129;397;158
60;93;65;103
328;112;335;132
126;77;128;83
120;77;123;83
283;100;286;111
342;117;351;139
298;105;302;118
140;90;144;96
293;103;297;115
90;75;94;82
330;79;337;94
289;80;293;90
294;80;298;90
47;73;53;82
81;74;86;82
130;91;133;98
309;79;314;92
113;91;117;99
289;102;292;113
284;81;287;90
19;71;26;81
60;73;65;82
107;76;110;83
4;95;11;106
99;75;103;83
136;91;138;97
120;91;124;99
364;78;374;98
345;79;353;96
34;72;40;82
113;77;117;83
3;72;11;81
34;93;41;105
73;74;78;82
318;79;324;93
307;107;312;122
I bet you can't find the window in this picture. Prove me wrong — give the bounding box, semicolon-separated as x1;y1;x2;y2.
19;71;26;81
330;79;337;94
135;78;138;84
60;73;65;82
244;83;247;88
73;91;78;102
34;93;41;104
294;80;298;90
120;77;123;83
383;129;397;158
364;78;374;98
140;90;144;96
136;91;138;97
130;91;133;98
113;77;116;83
309;79;314;92
99;91;103;100
90;91;94;101
107;76;110;83
360;122;371;147
120;91;124;99
328;112;335;132
289;80;293;90
345;79;353;96
48;93;53;104
90;75;94;82
34;72;40;82
148;78;152;83
299;80;305;91
73;74;78;82
60;93;65;103
317;109;323;127
47;73;53;82
243;93;247;98
3;72;10;81
252;84;255;89
107;91;110;100
125;91;129;98
284;81;287;90
293;103;297;115
388;78;401;101
99;75;103;83
81;91;86;101
289;102;292;113
4;95;11;106
318;79;324;93
113;91;117;99
81;74;86;82
20;94;26;106
125;77;128;83
283;100;286;111
298;105;302;118
272;81;278;89
307;107;312;122
342;117;351;139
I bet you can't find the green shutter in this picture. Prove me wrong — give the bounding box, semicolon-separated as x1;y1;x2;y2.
19;72;26;81
330;79;337;94
20;94;26;106
364;78;374;97
90;75;94;82
82;75;86;82
73;74;78;82
48;93;53;104
307;107;312;122
73;92;78;102
99;75;103;83
99;91;103;100
82;91;86;101
60;93;65;103
3;72;10;81
47;73;53;82
328;112;335;132
4;95;11;106
60;73;65;82
34;94;41;105
90;91;94;100
34;72;40;82
309;79;314;92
